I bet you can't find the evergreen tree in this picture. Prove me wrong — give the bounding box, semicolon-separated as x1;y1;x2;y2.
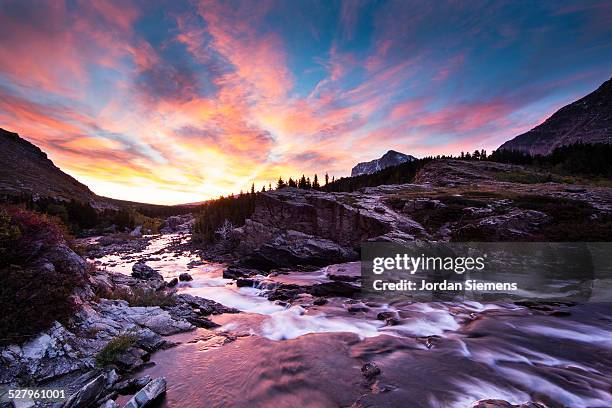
262;185;266;192
325;173;329;185
306;177;312;189
277;177;287;189
250;183;255;194
298;175;307;189
473;150;481;160
288;177;297;188
313;174;320;189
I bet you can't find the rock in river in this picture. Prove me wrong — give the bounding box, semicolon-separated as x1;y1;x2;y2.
123;377;167;408
131;262;163;281
178;272;193;281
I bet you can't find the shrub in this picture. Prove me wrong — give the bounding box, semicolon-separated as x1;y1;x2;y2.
1;208;68;266
100;286;176;307
0;209;21;261
96;334;137;366
0;207;83;346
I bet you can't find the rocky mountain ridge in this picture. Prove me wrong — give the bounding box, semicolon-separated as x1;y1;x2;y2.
0;128;191;214
499;77;612;155
222;159;612;277
0;128;99;205
351;150;416;177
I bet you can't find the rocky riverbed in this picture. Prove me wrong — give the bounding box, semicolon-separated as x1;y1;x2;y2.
2;160;612;408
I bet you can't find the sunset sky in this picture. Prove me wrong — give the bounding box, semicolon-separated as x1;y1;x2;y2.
1;1;611;204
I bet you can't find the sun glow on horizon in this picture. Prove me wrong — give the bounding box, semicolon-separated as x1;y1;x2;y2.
1;0;611;204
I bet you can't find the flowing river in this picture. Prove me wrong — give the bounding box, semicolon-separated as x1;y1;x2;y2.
89;233;612;408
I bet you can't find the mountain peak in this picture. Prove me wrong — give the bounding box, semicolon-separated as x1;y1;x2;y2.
351;150;416;177
499;77;612;155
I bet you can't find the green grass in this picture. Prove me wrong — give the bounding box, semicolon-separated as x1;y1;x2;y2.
494;171;575;184
96;334;137;366
98;286;176;307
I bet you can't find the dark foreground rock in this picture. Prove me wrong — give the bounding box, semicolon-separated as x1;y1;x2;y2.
63;372;108;408
123;377;167;408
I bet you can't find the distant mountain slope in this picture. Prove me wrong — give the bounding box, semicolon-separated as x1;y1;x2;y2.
0;128;180;212
351;150;416;177
0;128;100;204
499;77;612;155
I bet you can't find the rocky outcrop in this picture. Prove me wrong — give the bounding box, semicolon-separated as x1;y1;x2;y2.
231;187;425;270
160;214;194;234
228;160;612;269
455;209;550;241
499;77;612;155
0;235;232;406
351;150;416;176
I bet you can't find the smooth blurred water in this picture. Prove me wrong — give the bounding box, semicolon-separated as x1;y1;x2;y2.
92;234;612;408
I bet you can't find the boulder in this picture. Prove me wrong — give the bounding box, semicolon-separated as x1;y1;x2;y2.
114;347;149;371
376;311;397;321
132;328;166;352
114;375;152;393
312;297;328;306
308;281;360;298
223;266;259;279
174;294;238;315
241;231;359;271
133;311;193;336
123;377;166;408
236;278;256;287
131;262;163;281
129;226;142;238
63;372;107;408
347;305;369;313
167;278;178;287
178;273;193;282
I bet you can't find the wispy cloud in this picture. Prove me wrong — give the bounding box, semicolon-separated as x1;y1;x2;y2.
0;0;610;203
